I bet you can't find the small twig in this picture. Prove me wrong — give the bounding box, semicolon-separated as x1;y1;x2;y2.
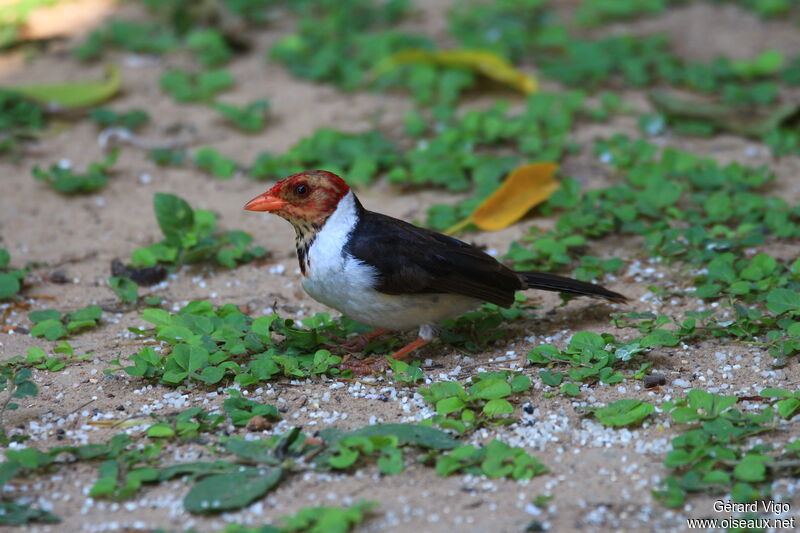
67;398;96;419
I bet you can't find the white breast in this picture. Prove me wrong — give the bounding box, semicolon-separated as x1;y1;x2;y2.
300;191;481;332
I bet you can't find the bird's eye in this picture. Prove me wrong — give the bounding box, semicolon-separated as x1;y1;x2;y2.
294;183;310;197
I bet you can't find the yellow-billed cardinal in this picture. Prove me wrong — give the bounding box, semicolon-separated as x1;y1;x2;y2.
245;170;626;371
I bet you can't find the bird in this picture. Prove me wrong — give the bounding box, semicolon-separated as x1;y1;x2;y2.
244;170;626;373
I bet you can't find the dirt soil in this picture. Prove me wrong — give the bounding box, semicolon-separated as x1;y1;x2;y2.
0;1;799;532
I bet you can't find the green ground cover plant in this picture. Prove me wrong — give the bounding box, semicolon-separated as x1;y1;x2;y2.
28;305;103;340
655;389;796;507
2;0;800;528
0;248;25;299
130;193;265;269
32;150;118;194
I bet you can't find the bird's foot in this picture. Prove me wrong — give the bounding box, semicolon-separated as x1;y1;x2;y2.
324;328;390;353
337;337;431;375
338;355;391;376
340;328;390;352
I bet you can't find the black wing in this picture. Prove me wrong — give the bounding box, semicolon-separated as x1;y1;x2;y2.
344;208;522;308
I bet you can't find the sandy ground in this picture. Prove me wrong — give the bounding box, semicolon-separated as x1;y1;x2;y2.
0;1;799;532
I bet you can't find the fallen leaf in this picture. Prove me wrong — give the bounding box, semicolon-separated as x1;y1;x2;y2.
383;49;537;95
245;415;272;431
446;162;559;234
87;417;151;428
648;90;799;138
732;49;784;78
7;65;121;109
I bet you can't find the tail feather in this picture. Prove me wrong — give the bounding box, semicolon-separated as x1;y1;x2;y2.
520;271;627;303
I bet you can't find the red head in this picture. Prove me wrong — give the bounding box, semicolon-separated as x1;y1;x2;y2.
244;170;351;227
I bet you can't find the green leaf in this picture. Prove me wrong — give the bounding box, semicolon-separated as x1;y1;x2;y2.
776;398;800;419
5;448;51;469
539;370;563;387
156;326;195;343
197;366;225;384
436;396;465;415
214;99;269;133
0;273;20;299
54;341;73;356
90;460;119;497
324;424;458;450
270;502;377;533
26;347;46;363
510;374;532;392
159;69;233;102
250;315;280;339
0;501;60;526
560;382;581;396
141;308;171;327
33;154;117;194
89;108;150;130
194;147;238;178
108;276;138;303
154;193;194;243
590;399;655;427
187;346;210;373
9;65;121;109
223;439;281;465
159;461;240;481
28;309;61;323
569;331;605;352
760;387;793;398
30;319;67;340
733;459;767;482
702;470;730;485
223;395;280;426
130;247;158;267
0;462;21;489
767;289;800;315
66;319;97;332
641;330;680;348
468;378;511;400
377;449;404;475
184;468;282;513
328;447;360;470
147;423;176;438
186;29;232;67
483;398;514;416
162;370;189;384
733;49;784;77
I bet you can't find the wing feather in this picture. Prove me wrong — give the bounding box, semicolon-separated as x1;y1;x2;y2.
343;209;522;308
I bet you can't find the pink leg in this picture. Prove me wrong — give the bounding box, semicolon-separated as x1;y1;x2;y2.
339;337;431;375
323;328;389;352
387;337;431;361
338;328;390;352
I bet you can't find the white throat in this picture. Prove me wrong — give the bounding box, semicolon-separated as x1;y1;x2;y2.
299;190;359;276
320;190;359;246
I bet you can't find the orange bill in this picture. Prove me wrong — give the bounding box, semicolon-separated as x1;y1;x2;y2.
244;193;286;212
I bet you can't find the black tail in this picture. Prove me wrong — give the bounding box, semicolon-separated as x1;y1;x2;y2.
520;271;627;303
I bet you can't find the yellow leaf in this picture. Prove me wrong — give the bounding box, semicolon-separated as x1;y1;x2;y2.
87;418;150;428
446;162;559;234
385;49;537;95
8;65;121;109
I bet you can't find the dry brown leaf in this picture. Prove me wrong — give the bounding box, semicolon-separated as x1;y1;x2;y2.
446;162;559;234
